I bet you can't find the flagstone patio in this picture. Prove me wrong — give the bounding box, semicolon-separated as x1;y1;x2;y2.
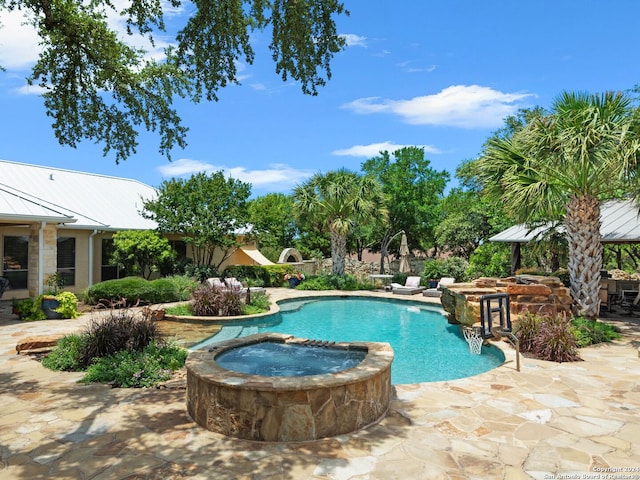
1;290;639;479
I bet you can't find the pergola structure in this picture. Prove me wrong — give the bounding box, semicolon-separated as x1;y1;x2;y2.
489;198;640;274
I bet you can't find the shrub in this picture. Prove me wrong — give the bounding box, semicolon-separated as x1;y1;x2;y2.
84;277;153;305
219;290;244;316
242;292;270;315
54;291;79;319
223;264;293;287
296;274;372;291
164;275;199;301
181;263;219;282
79;312;158;367
13;298;47;321
84;276;194;306
192;284;222;316
571;317;621;347
80;342;188;388
512;312;542;353
41;334;83;371
165;303;193;316
533;315;580;362
421;257;469;283
514;312;580;362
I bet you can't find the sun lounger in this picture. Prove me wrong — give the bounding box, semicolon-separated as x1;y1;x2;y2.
423;277;455;297
391;276;425;295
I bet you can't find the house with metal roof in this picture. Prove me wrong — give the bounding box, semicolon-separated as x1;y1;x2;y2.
0;160;272;299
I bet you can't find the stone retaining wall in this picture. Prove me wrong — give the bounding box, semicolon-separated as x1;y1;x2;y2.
440;275;573;326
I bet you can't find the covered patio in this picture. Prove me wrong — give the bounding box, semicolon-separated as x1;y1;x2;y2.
490;198;640;313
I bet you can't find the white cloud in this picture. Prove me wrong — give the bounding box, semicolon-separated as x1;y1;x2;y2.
342;85;535;129
341;33;367;47
0;10;41;69
0;0;180;74
14;83;48;95
332;141;440;158
157;159;314;192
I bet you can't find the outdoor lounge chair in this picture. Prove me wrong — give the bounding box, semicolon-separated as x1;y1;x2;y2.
391;276;425;295
206;277;228;290
423;277;455;297
224;277;245;292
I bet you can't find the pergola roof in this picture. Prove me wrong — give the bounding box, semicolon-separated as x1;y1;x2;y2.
489;199;640;244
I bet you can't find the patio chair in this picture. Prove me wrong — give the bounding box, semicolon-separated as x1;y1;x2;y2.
423;277;455;297
224;277;245;293
206;277;228;290
0;276;9;299
391;276;425;295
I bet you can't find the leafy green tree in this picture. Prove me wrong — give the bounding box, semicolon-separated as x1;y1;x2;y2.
361;147;449;272
142;171;251;270
1;1;348;162
293;168;387;275
110;230;175;279
247;193;297;262
475;91;640;318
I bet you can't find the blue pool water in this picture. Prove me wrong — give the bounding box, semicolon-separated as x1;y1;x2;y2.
194;297;505;384
215;341;366;376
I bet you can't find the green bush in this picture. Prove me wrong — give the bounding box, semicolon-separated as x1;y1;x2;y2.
84;276;195;306
571;317;621;347
165;303;193;316
41;334;83;371
421;257;469;283
164;275;199;301
54;292;80;319
242;292;270;315
296;274;373;291
223;264;294;287
80;342;187;388
466;242;511;279
41;314;188;388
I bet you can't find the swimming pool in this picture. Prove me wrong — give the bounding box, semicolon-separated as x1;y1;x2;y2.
193;296;505;384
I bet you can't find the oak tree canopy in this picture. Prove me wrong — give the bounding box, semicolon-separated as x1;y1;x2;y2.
0;0;348;162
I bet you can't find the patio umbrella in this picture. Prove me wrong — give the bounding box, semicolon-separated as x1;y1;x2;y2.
398;232;411;273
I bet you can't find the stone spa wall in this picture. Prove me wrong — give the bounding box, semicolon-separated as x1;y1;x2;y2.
440;275;573;326
186;333;394;442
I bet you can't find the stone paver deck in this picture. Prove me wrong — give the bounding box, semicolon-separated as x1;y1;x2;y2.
1;289;639;479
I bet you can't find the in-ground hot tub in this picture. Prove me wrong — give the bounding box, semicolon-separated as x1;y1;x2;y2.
186;333;394;442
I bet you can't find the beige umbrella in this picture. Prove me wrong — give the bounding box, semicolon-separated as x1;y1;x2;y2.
398;232;411;273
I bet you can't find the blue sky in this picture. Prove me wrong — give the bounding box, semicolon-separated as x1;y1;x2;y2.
1;1;640;197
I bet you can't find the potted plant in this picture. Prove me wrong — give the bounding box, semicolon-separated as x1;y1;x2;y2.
53;291;79;319
13;298;34;320
42;273;64;319
284;271;305;288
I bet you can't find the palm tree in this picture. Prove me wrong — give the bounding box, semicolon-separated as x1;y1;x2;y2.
477;91;640;319
294;168;387;276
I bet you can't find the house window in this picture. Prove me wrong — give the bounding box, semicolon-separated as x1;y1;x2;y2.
2;236;29;289
170;240;187;261
101;239;123;281
57;237;76;286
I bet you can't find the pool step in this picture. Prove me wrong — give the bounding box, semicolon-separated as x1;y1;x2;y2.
190;326;244;350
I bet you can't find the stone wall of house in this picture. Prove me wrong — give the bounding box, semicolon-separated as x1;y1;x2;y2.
27;223;58;297
440;275;573;327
